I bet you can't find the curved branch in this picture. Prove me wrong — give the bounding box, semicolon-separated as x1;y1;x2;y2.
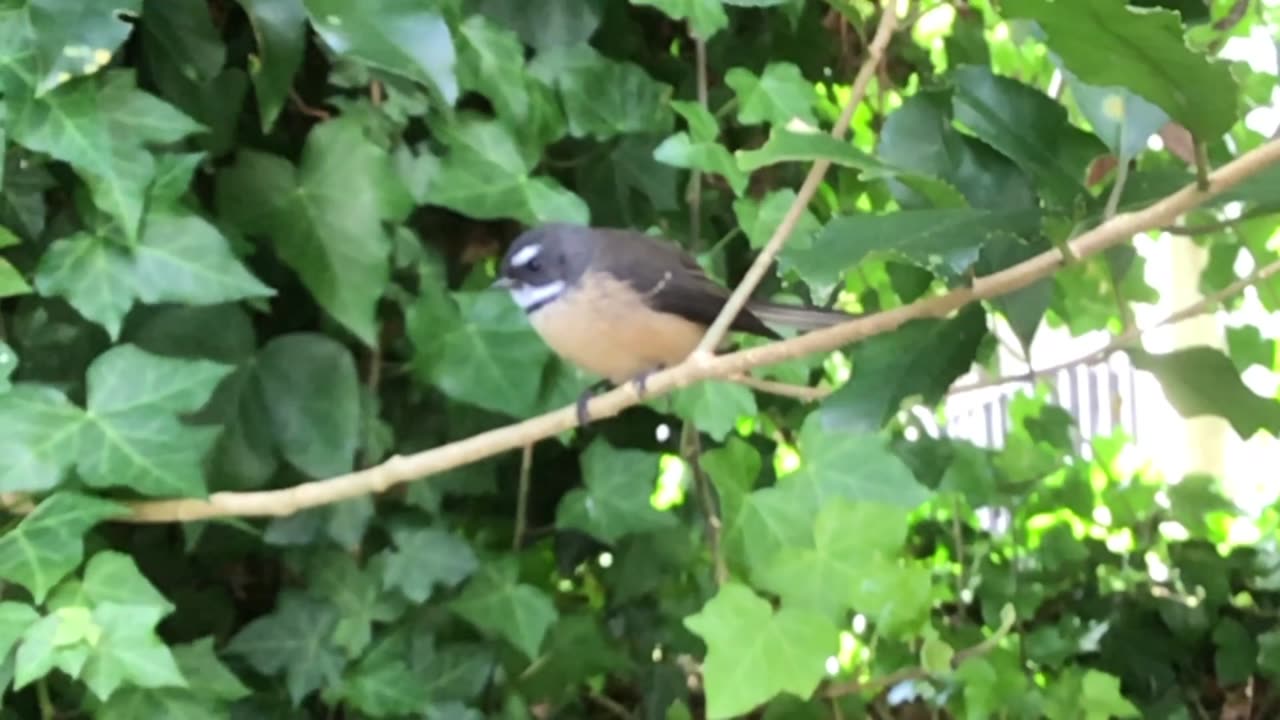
109;138;1280;524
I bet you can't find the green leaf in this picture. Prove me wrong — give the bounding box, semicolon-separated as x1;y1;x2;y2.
133;208;275;306
725;62;816;126
683;583;837;719
733;188;821;274
423;116;589;224
530;43;673;140
78;344;233;496
1065;73;1170;162
1213;617;1256;686
34;233;137;339
671;99;719;143
457;15;530;121
80;603;187;701
304;0;458;103
557;440;676;544
0;340;15;392
449;558;558;660
0;602;40;659
921;636;955;675
951;65;1100;206
0;493;125;603
848;557;932;638
1078;669;1140;718
255;333;360;477
0;256;31;297
790;207;1041;290
1003;0;1238;138
380;526;479;603
237;0;308;130
737;128;901;175
784;414;931;509
821;304;987;432
0;385;85;492
470;0;602;51
654;132;748;195
702;436;761;529
1257;629;1280;677
753;500;910;619
227;591;345;705
172;637;251;701
216;116;395;345
409;289;553;417
671;381;758;441
418;642;494;703
724;485;815;572
1130;346;1280;438
79;551;174;615
631;0;728;39
340;632;429;716
28;0;143;95
305;551;399;657
140;0;224;85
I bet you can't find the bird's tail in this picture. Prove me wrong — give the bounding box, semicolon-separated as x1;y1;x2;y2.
746;299;856;331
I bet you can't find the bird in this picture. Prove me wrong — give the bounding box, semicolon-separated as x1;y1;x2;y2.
491;223;853;423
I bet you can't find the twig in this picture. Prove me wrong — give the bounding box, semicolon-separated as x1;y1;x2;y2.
289;89;330;120
730;374;829;402
823;604;1017;699
683;422;727;585
513;444;533;550
691;6;901;354
96;139;1280;523
586;693;633;719
949;255;1280;396
687;30;709;251
1162;204;1280;236
1194;140;1213;190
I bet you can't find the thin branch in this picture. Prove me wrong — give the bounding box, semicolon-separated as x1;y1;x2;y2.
512;443;533;550
586;692;633;720
1162;204;1280;236
108;134;1280;523
683;422;727;585
692;6;901;354
1194;139;1213;191
822;604;1017;699
730;374;829;402
950;255;1280;396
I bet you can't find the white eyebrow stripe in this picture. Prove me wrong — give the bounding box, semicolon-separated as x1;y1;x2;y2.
510;280;566;311
510;244;542;267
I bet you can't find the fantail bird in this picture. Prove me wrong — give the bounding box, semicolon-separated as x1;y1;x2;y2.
492;223;853;423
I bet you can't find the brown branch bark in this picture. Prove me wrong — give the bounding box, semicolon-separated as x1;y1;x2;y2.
108;137;1280;524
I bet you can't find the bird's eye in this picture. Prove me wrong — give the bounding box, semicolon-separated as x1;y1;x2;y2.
526;257;542;273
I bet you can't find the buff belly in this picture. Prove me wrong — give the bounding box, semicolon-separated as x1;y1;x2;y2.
528;274;706;384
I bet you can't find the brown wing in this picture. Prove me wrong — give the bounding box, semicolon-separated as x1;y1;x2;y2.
590;229;780;339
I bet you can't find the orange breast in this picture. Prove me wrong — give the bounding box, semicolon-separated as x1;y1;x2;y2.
529;273;706;383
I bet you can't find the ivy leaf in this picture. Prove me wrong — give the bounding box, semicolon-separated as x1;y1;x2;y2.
790;207;1041;289
79;551;174;615
631;0;728;39
733;188;821;274
0;254;31;297
226;591;345;705
78;344;232;496
1130;346;1280;438
723;486;815;573
701;436;761;529
139;0;224;86
556;440;676;544
97;692;229;720
172;637;251;701
784;414;931;509
671;381;758;441
237;0;308;130
340;633;429;716
952;66;1102;206
133;209;275;305
753;500;909;619
0;602;39;659
28;0;143;95
306;551;400;657
848;557;933;638
1002;0;1238;138
725;62;816;126
531;43;673;140
654;132;748;195
0;385;85;492
34;233;136;339
80;603;188;701
380;526;479;603
0;493;125;603
0;340;15;392
423;116;589;224
449;559;558;660
255;333;360;478
684;583;837;719
408;290;553;418
304;0;458;104
457;15;530;121
418;642;494;703
821;303;987;432
470;0;602;50
216;116;395;346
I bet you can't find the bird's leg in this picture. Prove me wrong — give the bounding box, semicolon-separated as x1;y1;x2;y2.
630;365;661;398
575;379;612;426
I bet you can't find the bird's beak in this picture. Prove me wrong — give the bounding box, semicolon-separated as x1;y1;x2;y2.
490;276;515;290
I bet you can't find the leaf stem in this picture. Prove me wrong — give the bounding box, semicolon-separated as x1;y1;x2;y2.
513;443;533;550
682;421;727;585
36;678;54;720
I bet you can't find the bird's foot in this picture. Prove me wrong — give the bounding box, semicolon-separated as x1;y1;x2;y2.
630;366;660;398
575;379;612;426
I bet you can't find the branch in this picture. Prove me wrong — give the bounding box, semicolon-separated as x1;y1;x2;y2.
950;255;1280;395
109;142;1280;523
691;5;901;354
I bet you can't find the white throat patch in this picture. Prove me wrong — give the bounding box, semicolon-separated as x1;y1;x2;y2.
510;280;566;312
509;243;542;268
